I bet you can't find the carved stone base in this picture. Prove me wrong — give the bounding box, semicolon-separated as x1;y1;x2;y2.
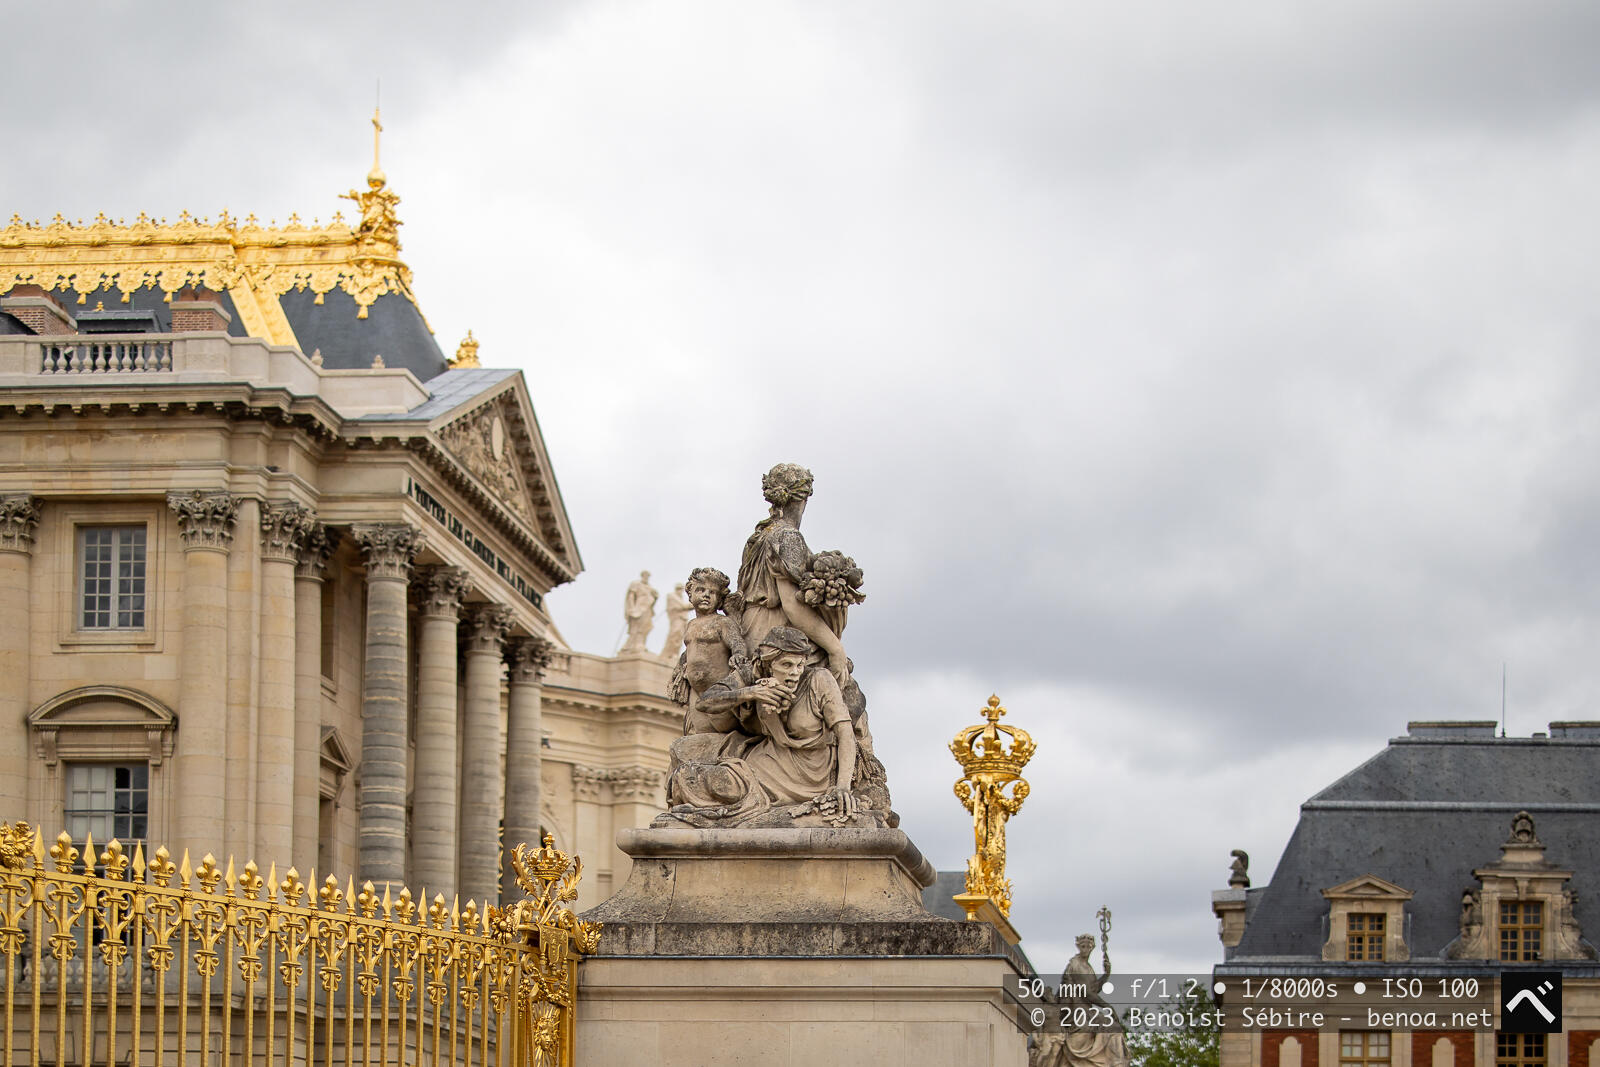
585;827;936;925
578;828;1030;1066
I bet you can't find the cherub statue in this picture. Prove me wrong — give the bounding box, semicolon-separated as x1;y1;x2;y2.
341;168;402;249
668;567;751;733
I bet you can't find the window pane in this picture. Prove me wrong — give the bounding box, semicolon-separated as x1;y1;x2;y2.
80;525;148;630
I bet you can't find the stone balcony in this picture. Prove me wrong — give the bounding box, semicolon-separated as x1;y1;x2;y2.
0;332;430;418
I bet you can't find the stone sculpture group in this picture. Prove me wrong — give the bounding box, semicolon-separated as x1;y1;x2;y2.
657;463;894;829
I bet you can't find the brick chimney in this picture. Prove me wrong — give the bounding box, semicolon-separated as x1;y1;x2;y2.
0;285;76;335
170;287;232;333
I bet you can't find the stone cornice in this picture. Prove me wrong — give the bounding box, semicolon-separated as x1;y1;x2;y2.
506;636;556;684
462;603;514;654
167;490;238;552
0;494;40;555
571;764;666;801
417;565;470;619
352;523;421;581
260;501;315;563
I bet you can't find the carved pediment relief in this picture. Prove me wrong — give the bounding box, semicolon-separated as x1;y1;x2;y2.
320;725;353;801
435;389;572;563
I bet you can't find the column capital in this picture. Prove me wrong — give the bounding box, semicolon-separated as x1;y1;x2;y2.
462;603;515;654
167;490;239;551
352;523;422;581
0;494;41;555
261;501;316;563
417;566;471;619
505;636;556;684
295;522;338;580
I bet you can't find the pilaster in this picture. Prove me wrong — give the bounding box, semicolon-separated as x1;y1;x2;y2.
167;490;238;861
459;603;513;906
503;636;554;892
292;522;335;873
0;495;38;819
413;566;470;899
257;502;313;865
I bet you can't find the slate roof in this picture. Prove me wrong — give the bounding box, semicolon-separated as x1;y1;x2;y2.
46;284;248;337
1231;725;1600;961
355;367;518;422
0;312;28;335
280;288;447;381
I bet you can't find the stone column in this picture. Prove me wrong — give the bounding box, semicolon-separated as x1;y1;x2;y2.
168;490;238;861
459;603;513;907
412;566;469;899
502;637;554;891
0;495;40;821
224;496;262;862
351;523;422;886
292;523;334;874
256;503;312;866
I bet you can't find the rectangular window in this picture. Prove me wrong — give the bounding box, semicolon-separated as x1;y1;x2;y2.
79;525;147;629
1340;1030;1390;1066
63;764;149;853
1346;912;1386;961
1497;1032;1545;1066
1500;901;1543;961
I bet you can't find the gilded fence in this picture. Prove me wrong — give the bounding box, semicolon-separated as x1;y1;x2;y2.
0;822;600;1067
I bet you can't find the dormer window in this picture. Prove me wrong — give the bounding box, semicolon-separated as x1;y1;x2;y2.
1320;875;1412;962
1499;900;1543;961
1346;912;1386;961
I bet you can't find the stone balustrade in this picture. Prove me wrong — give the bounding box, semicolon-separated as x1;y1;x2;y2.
0;332;429;417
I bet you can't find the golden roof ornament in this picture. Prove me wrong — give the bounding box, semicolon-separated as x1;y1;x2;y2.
950;694;1035;920
0;113;415;347
452;329;482;368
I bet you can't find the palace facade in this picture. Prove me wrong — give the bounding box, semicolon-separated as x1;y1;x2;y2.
1213;721;1600;1067
0;153;679;911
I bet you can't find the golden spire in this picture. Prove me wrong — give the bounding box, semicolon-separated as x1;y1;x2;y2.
949;694;1035;921
452;329;481;368
371;106;384;180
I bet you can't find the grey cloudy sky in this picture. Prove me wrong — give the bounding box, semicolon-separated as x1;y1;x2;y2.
9;1;1600;975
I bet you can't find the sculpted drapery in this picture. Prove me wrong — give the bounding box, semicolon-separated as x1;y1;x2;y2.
659;464;892;829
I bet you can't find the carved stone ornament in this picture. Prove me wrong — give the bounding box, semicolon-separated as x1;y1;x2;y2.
260;502;315;562
0;494;41;554
351;523;421;581
1229;849;1251;888
416;566;470;618
506;636;556;683
438;400;535;525
571;765;664;801
295;522;337;580
462;603;515;654
167;490;239;551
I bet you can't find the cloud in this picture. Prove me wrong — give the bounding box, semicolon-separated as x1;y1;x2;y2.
11;0;1600;977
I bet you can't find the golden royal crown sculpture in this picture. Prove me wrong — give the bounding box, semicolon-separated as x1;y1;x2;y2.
950;694;1035;919
0;110;415;349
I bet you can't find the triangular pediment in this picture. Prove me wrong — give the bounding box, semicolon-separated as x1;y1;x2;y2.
430;379;579;577
1321;874;1414;901
320;725;353;775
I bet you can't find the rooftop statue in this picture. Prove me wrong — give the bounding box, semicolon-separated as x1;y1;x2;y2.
1031;915;1130;1067
620;570;658;653
659;464;894;828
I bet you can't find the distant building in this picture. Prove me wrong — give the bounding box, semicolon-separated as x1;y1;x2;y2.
1213;721;1600;1067
0;142;678;910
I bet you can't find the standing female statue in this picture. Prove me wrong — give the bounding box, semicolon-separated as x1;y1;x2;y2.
736;464;859;685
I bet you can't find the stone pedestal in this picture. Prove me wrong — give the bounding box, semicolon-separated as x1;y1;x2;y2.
578;828;1029;1067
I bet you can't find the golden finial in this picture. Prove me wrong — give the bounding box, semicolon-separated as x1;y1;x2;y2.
949;694;1035;921
372;104;383;179
452;329;481;368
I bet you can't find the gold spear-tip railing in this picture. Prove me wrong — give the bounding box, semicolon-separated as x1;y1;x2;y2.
0;821;598;1067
